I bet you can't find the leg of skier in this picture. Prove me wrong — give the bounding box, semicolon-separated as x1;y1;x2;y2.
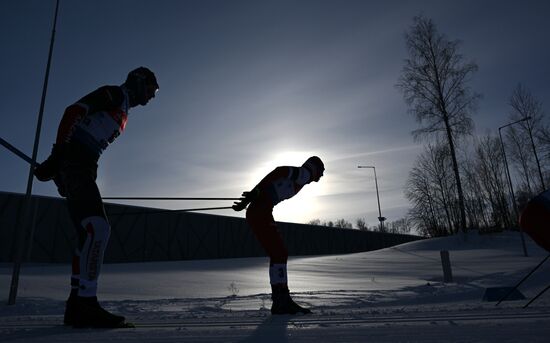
58;161;125;328
246;201;311;315
62;203;84;326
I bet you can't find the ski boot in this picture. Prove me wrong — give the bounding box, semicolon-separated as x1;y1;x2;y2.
271;284;312;315
72;296;126;328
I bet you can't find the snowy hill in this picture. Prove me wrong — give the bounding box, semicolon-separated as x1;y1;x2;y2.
1;231;549;342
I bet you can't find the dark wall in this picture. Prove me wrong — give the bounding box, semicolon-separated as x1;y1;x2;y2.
0;191;422;263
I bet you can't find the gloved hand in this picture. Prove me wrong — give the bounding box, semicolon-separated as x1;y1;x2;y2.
232;188;260;211
34;144;65;182
232;198;249;212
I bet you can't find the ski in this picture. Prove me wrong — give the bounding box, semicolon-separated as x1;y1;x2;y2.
71;321;136;329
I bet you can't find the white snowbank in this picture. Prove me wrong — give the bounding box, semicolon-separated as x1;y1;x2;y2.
1;231;549;342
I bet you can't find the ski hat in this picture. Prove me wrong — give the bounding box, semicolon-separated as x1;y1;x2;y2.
125;67;159;106
302;156;324;181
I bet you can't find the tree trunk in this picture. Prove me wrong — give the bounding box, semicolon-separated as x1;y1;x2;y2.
443;115;467;233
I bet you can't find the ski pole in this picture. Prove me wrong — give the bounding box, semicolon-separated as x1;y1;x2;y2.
103;197;242;201
0;136;38;167
496;254;550;306
107;206;234;216
524;284;550;308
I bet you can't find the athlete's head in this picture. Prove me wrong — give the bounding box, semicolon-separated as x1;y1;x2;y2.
302;156;324;182
124;67;159;107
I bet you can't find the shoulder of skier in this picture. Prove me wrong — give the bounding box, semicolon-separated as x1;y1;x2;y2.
73;85;125;115
56;86;125;144
257;166;300;188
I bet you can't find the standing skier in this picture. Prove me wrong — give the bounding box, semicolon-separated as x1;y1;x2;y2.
232;156;325;315
33;67;159;328
520;189;550;252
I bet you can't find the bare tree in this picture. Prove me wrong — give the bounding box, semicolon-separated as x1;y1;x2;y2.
539;129;550;165
406;156;437;235
405;143;457;236
397;16;481;232
307;219;322;226
461;156;490;229
385;217;414;235
307;219;352;229
333;219;353;229
459;134;513;231
506;83;547;194
420;143;458;232
473;134;513;229
356;218;370;231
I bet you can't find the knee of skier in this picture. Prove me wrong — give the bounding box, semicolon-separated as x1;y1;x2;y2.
271;249;288;265
80;216;111;241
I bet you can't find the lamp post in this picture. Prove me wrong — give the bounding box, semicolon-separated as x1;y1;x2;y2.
8;0;61;305
499;117;529;257
358;165;386;230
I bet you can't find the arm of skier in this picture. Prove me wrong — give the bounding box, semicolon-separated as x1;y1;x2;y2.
34;86;124;181
232;167;296;211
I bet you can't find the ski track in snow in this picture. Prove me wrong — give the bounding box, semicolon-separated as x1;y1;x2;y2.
1;297;550;343
1;232;550;342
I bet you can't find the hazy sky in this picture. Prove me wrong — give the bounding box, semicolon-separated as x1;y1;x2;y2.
1;0;549;226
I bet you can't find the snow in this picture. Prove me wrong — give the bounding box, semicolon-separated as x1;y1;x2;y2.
1;231;550;342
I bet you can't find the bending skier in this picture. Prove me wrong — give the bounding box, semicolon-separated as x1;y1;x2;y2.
33;67;159;328
232;156;325;315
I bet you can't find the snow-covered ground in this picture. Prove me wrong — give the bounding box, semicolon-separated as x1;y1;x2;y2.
1;231;549;342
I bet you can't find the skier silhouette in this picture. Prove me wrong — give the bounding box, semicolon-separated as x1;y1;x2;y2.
233;156;324;314
34;67;159;327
